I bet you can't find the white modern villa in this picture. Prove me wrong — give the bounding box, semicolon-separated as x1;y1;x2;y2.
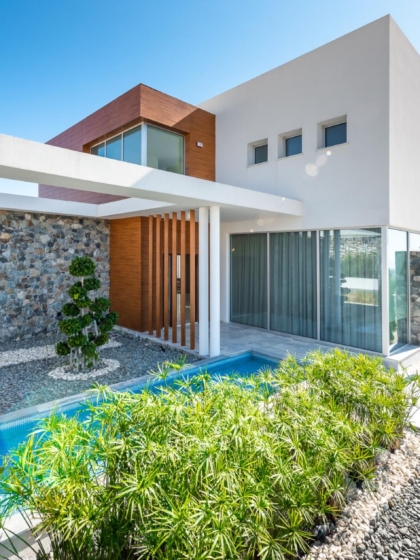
1;14;420;363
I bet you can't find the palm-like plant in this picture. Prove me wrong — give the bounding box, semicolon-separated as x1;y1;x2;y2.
0;350;418;559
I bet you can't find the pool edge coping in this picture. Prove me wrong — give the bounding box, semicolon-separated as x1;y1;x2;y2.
0;350;281;427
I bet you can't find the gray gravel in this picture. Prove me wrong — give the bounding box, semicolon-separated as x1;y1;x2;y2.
0;331;198;415
353;470;420;560
305;431;420;560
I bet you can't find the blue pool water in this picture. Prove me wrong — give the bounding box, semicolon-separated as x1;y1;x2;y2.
0;352;279;458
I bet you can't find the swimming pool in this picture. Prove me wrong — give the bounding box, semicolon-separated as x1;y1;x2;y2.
0;351;279;457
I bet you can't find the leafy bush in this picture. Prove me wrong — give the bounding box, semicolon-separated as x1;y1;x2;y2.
0;350;418;560
56;256;118;371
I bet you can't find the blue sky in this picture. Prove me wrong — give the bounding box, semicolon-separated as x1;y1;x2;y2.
1;0;420;196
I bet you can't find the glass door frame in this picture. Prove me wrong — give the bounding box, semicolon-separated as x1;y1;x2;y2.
229;226;412;357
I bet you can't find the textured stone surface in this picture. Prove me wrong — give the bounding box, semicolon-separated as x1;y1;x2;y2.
0;210;109;341
304;431;420;560
0;331;197;415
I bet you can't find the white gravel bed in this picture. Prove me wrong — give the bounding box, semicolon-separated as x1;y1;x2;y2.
0;332;197;415
304;430;420;560
48;358;121;380
0;339;121;368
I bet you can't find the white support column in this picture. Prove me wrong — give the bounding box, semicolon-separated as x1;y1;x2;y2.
381;226;390;357
199;207;209;355
210;205;220;357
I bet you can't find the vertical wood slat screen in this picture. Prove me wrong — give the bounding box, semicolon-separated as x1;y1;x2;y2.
180;211;186;347
148;216;154;335
145;211;197;350
190;210;196;350
172;213;178;343
155;214;161;339
163;214;169;340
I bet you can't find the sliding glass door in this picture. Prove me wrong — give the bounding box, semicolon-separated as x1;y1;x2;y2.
230;234;267;328
388;229;408;350
320;229;382;352
229;227;390;354
270;231;317;338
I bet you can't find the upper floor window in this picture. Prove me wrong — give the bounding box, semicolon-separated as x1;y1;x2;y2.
324;121;347;148
147;126;184;174
247;138;268;166
254;143;268;164
123;126;142;165
285;134;302;157
90;124;184;174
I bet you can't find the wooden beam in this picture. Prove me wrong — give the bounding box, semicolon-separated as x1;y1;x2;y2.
148;215;153;335
181;211;186;346
189;210;196;350
172;213;178;343
163;213;169;340
155;214;161;339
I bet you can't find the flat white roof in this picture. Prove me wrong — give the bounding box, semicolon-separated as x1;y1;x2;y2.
0;133;302;221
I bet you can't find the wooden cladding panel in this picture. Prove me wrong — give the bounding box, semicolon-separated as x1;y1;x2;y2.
110;215;199;345
39;84;215;203
180;212;186;347
163;214;169;341
155;215;162;339
148;216;154;335
110;218;142;331
139;86;215;182
171;213;178;343
47;86;140;151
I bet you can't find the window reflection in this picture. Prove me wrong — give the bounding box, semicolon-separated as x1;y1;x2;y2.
389;230;408;349
147;126;184;174
320;229;382;352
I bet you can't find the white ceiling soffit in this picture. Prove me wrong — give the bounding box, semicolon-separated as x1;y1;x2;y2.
0;133;302;217
0;193;98;218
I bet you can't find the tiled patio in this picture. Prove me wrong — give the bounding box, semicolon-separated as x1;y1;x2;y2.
118;321;420;372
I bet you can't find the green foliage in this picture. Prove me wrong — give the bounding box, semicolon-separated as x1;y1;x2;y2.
68;333;88;348
98;312;118;333
90;297;111;314
56;256;117;371
61;302;80;317
84;277;101;292
68;283;88;301
59;317;84;336
55;341;70;356
94;333;109;346
69;255;96;277
1;350;418;559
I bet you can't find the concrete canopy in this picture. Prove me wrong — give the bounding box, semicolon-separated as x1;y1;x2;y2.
0;133;302;221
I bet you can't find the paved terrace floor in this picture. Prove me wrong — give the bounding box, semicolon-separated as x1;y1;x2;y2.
117;321;420;372
119;321;420;428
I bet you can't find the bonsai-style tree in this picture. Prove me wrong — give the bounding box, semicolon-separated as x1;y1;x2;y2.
56;256;118;371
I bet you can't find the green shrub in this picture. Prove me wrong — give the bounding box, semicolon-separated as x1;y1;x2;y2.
0;350;418;560
55;256;118;371
61;302;80;317
69;255;96;277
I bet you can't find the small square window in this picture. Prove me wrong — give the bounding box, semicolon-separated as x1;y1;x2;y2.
325;122;347;147
254;144;268;164
285;135;302;157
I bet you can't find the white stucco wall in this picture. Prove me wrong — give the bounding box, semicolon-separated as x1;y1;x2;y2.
389;19;420;234
200;16;391;233
200;16;396;323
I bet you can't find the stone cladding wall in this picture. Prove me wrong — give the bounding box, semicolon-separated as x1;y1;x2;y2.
410;251;420;345
0;211;109;341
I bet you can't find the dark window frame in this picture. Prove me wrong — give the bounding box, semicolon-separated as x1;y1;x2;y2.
254;143;268;165
324;121;347;148
285;134;303;157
